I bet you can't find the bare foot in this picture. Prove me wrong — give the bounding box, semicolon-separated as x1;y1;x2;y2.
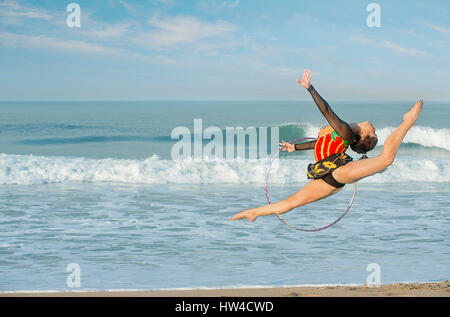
231;209;257;222
403;99;423;126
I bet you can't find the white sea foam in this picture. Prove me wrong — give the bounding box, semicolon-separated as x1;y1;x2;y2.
279;124;450;151
376;126;450;151
0;153;448;185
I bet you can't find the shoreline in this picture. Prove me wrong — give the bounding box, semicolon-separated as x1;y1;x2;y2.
1;281;449;297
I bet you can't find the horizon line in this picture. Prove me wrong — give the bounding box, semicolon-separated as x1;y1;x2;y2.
0;98;446;102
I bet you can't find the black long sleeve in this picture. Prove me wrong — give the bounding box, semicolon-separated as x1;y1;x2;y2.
307;85;354;143
294;140;316;151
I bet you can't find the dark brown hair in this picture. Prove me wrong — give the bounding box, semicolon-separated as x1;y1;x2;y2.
351;134;378;154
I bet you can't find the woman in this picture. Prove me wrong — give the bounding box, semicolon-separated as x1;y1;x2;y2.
231;69;423;222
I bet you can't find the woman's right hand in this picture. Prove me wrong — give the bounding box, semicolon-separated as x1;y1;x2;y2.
280;140;295;152
296;69;311;89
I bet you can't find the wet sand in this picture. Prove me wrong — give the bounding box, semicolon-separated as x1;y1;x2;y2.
2;281;449;297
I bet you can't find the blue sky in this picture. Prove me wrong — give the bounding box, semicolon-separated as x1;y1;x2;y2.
0;0;449;100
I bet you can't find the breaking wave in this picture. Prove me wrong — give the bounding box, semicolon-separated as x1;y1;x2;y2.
0;153;448;185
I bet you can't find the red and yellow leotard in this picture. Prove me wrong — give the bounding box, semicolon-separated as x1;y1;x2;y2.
314;126;354;162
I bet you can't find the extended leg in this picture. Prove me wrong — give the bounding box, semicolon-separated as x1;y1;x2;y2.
333;100;423;184
231;179;342;222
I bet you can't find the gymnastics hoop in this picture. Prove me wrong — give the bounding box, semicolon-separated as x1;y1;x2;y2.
265;137;357;232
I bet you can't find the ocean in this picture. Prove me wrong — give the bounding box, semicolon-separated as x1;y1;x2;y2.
0;100;449;292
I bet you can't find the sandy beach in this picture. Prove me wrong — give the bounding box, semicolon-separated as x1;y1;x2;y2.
2;281;449;297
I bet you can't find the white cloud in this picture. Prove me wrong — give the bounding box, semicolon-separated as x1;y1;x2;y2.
118;0;139;12
286;13;320;28
134;15;236;49
352;34;433;57
271;66;303;76
0;1;238;54
0;0;52;20
108;0;174;13
422;21;450;35
89;22;131;38
196;0;239;15
0;31;180;66
381;41;432;57
0;31;116;54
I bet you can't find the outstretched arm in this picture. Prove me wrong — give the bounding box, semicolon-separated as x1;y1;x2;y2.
294;140;316;151
297;69;354;143
280;140;316;152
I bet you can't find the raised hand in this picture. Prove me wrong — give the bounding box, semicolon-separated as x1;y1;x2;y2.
296;69;312;89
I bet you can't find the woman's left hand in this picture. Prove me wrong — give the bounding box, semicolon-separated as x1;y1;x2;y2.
280;140;295;152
